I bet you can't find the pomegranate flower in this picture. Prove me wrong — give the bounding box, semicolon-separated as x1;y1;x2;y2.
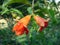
34;15;48;31
13;15;31;35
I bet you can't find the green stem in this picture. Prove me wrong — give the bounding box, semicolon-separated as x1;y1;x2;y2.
32;0;34;15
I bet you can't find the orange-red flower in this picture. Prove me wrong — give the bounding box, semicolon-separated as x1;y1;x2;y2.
34;15;48;31
13;15;31;35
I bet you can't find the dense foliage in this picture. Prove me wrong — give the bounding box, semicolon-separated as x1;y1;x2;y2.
0;0;60;45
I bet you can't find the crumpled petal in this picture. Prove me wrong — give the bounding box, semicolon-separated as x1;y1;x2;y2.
34;15;48;31
12;15;31;35
13;23;29;35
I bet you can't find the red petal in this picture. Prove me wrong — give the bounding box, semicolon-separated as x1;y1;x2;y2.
24;27;29;34
12;22;21;32
13;22;29;36
39;22;48;32
39;27;44;31
44;22;48;27
34;15;48;27
34;15;48;32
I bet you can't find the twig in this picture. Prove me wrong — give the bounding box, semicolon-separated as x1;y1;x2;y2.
32;0;34;14
15;4;26;8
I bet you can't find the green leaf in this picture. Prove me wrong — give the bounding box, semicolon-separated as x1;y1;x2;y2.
10;8;23;17
1;7;9;15
27;7;33;14
15;34;27;43
49;9;57;24
2;0;30;7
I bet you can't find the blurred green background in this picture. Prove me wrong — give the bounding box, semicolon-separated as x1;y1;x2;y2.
0;0;60;45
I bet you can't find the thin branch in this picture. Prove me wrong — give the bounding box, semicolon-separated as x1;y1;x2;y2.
32;0;34;14
15;4;26;8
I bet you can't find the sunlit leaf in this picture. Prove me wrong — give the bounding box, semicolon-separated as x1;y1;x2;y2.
10;8;23;17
